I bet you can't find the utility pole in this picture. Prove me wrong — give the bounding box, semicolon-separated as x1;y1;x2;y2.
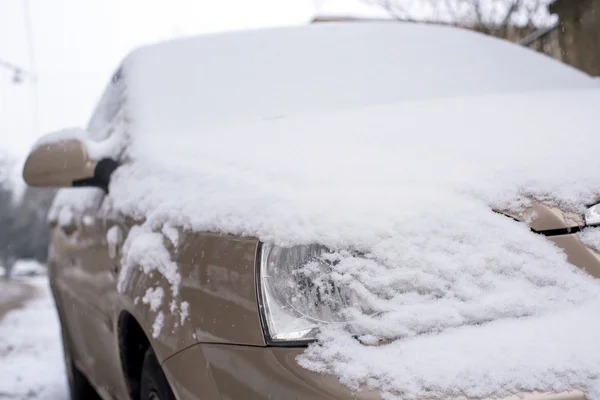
22;0;40;135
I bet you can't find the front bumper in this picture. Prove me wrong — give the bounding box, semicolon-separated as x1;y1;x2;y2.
162;343;585;400
162;343;377;400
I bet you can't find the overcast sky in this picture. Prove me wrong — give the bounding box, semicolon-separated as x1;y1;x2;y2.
1;0;333;157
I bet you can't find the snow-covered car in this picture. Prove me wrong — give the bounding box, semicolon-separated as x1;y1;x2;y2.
22;22;600;400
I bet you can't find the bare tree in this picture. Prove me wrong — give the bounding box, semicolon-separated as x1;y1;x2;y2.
0;154;54;280
11;187;56;264
0;155;17;279
365;0;554;37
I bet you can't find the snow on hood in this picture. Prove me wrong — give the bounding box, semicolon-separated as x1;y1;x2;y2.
106;85;600;398
113;88;600;244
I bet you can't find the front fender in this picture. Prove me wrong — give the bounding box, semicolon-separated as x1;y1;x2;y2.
115;231;265;363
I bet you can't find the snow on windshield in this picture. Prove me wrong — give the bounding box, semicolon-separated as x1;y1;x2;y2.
122;22;591;138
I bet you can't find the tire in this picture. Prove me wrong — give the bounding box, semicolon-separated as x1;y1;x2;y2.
67;358;102;400
140;348;176;400
61;331;101;400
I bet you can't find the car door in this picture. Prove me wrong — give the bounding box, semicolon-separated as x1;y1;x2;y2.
52;191;129;398
78;203;128;396
51;194;130;395
49;188;109;380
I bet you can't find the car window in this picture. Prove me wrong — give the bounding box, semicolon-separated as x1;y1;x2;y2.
87;68;125;142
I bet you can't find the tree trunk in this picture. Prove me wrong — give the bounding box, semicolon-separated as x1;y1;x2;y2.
2;255;16;281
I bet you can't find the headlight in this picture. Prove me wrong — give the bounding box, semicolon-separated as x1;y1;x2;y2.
585;204;600;226
258;243;357;344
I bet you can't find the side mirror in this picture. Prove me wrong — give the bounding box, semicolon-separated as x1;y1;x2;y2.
23;138;96;188
23;133;119;192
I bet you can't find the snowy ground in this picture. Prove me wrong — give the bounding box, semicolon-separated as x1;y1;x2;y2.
0;267;68;399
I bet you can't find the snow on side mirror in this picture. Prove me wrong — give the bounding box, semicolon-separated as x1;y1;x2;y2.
23;135;97;189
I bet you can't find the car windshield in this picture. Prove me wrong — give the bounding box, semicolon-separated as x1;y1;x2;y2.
117;22;592;138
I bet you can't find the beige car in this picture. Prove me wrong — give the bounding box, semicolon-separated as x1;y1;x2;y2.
21;22;600;400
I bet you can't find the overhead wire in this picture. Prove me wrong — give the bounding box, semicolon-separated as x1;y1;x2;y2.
23;0;40;136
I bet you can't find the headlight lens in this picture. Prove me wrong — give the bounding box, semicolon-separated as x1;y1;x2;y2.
258;243;357;344
585;204;600;226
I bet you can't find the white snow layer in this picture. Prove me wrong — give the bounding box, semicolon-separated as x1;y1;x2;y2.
180;301;189;325
142;287;164;312
106;225;123;259
122;23;590;138
579;228;600;253
118;225;181;298
161;224;179;248
117;224;186;334
33;127;125;162
109;87;600;399
152;311;164;339
44;23;600;399
0;277;67;399
48;187;104;227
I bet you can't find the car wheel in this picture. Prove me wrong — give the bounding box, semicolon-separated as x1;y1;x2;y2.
140;348;176;400
66;357;102;400
62;334;101;400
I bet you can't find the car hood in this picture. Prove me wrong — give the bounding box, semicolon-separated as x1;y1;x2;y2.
108;86;600;400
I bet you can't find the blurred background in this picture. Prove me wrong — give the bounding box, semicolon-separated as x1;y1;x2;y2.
1;0;599;279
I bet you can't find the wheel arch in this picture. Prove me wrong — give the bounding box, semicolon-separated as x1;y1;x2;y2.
118;311;150;399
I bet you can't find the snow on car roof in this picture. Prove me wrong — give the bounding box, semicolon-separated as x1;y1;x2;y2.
120;22;591;138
